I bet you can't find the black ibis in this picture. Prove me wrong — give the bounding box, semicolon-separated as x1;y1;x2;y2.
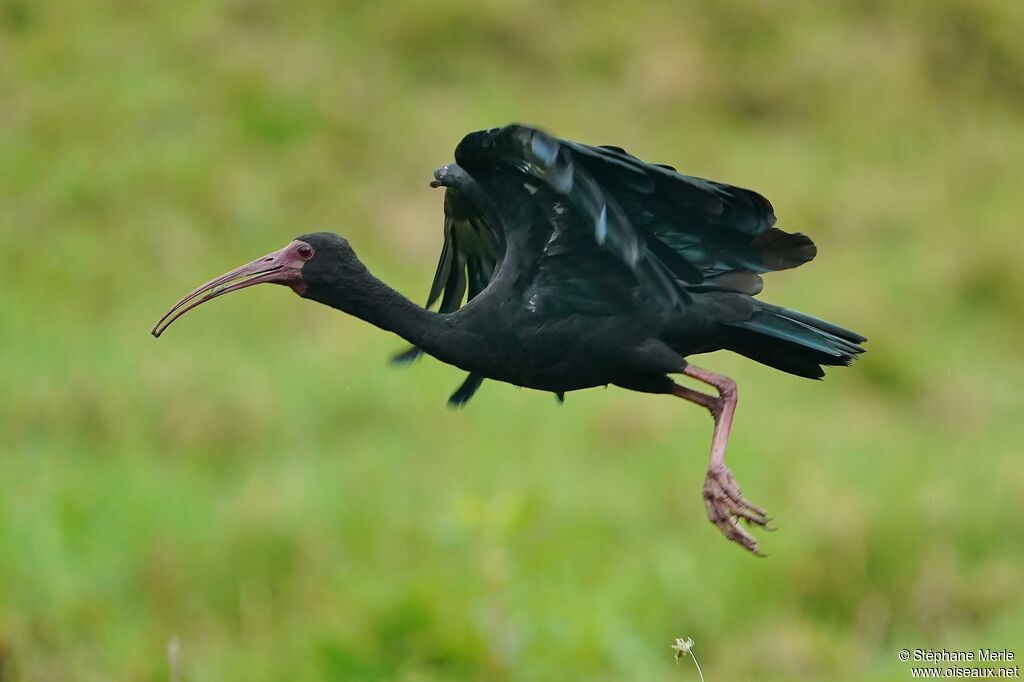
152;124;866;554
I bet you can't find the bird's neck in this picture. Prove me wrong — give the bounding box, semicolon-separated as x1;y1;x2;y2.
302;261;472;363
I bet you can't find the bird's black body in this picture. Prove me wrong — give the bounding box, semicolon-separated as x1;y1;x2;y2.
154;124;866;553
377;125;864;403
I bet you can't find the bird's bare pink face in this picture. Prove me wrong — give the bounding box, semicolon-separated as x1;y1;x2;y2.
151;239;314;337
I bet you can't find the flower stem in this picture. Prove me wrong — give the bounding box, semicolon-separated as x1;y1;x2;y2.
689;649;705;682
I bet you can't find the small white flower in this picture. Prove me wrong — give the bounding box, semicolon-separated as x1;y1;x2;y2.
672;637;695;659
671;636;705;681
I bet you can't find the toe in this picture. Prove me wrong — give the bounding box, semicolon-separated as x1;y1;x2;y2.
718;471;767;517
732;505;769;527
705;496;761;554
719;516;760;554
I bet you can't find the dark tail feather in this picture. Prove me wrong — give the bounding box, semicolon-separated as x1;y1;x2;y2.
723;302;866;379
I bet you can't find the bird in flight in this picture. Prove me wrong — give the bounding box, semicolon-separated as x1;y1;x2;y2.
152;124;866;554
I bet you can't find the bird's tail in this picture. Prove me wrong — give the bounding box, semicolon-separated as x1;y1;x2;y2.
721;302;866;379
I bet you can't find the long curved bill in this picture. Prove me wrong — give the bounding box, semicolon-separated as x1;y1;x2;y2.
151;241;307;338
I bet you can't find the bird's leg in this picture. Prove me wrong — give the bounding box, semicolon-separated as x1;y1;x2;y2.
673;364;769;555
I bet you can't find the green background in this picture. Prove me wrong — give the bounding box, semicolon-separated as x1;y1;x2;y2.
2;1;1022;680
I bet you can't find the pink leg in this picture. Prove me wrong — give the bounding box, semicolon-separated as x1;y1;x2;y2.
673;364;769;555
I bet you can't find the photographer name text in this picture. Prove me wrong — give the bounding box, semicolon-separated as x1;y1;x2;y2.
911;649;1015;663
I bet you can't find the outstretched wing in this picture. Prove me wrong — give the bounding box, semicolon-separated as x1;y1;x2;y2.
454;125;816;308
392;165;501;406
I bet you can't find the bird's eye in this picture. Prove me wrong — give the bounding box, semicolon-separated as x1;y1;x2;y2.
297;244;314;260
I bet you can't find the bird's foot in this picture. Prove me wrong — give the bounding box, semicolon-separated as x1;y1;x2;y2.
702;464;771;555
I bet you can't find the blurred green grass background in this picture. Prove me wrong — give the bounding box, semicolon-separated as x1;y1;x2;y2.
2;1;1023;680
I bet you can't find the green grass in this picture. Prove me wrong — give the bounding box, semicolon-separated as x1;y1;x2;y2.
2;1;1023;680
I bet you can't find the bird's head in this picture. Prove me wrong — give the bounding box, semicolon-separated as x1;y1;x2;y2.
151;232;360;337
